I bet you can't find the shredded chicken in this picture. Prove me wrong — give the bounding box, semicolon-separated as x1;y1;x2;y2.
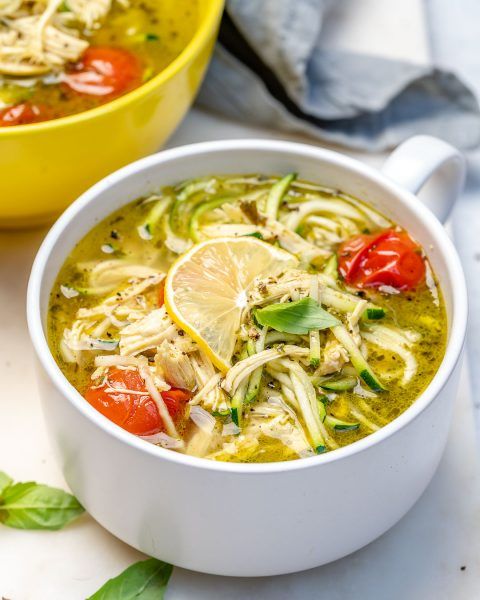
184;425;220;458
190;351;228;413
0;0;124;76
248;269;313;307
119;307;196;357
86;260;163;295
268;220;329;264
347;298;367;346
206;435;260;462
222;345;309;396
68;0;111;29
319;340;349;375
246;396;314;458
61;273;165;365
155;340;196;391
361;325;420;385
0;0;22;16
137;356;180;440
190;372;222;405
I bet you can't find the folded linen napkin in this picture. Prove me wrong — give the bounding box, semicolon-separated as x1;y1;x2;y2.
198;0;480;151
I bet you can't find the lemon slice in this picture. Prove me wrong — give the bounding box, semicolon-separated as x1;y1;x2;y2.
164;237;298;371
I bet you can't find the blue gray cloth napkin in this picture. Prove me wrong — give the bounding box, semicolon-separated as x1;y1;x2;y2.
198;0;480;151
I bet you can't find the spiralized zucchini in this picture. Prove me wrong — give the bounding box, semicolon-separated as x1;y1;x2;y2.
50;173;445;463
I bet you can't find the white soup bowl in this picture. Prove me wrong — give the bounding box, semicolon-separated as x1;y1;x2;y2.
27;137;467;576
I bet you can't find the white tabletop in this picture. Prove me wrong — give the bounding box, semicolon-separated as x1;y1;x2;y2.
0;1;479;598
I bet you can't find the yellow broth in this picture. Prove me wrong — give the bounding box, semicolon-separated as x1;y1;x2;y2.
48;175;447;463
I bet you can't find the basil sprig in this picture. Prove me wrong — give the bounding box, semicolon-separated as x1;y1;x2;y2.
254;297;340;334
0;470;84;530
87;558;173;599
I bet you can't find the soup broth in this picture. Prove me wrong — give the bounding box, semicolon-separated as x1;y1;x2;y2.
48;174;447;463
0;0;198;125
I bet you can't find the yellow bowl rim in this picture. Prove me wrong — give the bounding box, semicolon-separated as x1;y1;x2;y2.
0;0;224;137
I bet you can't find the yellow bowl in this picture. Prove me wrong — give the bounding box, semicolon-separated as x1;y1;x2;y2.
0;0;224;228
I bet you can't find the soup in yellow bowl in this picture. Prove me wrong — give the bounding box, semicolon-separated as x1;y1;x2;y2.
0;0;198;124
0;0;223;226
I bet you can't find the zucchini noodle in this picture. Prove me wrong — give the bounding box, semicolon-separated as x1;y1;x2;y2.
49;173;445;463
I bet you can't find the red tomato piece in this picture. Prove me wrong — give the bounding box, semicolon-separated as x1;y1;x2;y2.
337;228;425;291
85;367;190;436
0;102;49;127
62;47;142;98
161;388;191;423
157;281;165;307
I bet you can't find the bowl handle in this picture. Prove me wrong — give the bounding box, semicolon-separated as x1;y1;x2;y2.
381;135;466;223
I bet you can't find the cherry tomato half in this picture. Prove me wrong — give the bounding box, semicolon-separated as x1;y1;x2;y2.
337;228;425;290
85;367;190;436
62;47;142;98
0;102;49;127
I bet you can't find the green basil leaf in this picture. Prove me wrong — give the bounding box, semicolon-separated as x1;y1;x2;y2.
0;481;84;530
0;471;13;496
87;558;173;600
255;297;340;334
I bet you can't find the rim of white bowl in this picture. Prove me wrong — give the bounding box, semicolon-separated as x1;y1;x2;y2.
27;139;468;475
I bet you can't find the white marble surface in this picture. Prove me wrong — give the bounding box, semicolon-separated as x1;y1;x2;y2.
0;1;479;598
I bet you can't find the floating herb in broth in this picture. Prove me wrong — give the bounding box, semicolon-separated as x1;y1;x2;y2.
48;174;447;463
0;0;198;125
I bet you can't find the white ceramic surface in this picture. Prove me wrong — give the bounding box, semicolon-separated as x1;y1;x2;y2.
27;137;467;577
